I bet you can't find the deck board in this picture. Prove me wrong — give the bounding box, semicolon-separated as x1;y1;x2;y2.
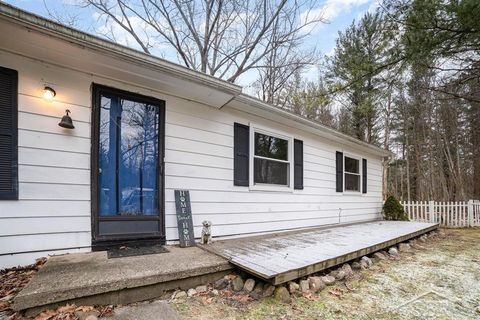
202;221;438;284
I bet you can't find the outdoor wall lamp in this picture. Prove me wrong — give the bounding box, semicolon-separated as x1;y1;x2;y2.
42;86;56;101
59;109;75;129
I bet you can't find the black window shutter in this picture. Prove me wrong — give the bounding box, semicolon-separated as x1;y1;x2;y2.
335;151;343;192
362;158;367;194
294;139;303;190
233;123;249;186
0;66;18;200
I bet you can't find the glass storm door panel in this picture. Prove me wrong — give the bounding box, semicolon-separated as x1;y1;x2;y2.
94;85;164;242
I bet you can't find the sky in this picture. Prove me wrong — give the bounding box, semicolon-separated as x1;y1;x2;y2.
5;0;379;89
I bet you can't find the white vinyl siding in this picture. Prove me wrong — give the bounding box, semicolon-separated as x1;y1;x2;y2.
0;51;92;268
0;48;384;268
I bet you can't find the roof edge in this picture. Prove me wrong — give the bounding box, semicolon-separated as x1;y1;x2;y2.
232;94;393;157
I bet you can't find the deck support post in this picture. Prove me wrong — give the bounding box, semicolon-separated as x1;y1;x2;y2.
429;201;436;223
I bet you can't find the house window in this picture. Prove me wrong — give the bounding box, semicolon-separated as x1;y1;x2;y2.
252;130;291;187
344;156;361;192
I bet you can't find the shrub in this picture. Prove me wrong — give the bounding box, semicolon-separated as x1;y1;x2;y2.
383;195;409;221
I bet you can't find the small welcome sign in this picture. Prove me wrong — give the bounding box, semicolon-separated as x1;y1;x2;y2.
174;190;195;247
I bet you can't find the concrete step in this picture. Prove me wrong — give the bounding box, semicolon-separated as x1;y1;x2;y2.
14;246;232;316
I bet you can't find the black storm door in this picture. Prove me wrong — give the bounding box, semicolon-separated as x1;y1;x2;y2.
91;84;165;247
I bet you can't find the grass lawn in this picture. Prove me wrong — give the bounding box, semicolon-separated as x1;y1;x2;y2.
173;229;480;319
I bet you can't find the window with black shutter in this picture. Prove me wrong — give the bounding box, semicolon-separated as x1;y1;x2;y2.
234;123;304;191
0;66;18;200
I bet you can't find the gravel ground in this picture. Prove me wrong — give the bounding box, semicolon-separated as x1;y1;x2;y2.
173;228;480;320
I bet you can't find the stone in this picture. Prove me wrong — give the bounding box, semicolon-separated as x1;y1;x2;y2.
361;256;373;268
109;301;180;320
352;261;362;270
85;316;97;320
411;243;426;250
250;282;264;299
388;247;399;256
299;280;310;293
360;259;369;269
195;285;207;293
253;282;264;293
308;276;325;292
274;287;291;304
249;291;262;300
373;252;387;261
187;288;197;297
419;235;427;243
232;276;244;292
288;281;300;294
263;285;276;297
75;311;100;320
341;264;353;277
333;270;346;281
321;275;336;286
398;243;411;252
172;291;187;299
243;278;255;292
380;250;389;257
214;278;229;290
210;289;219;296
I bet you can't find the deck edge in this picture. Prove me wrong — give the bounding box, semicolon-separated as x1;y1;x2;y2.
271;223;439;285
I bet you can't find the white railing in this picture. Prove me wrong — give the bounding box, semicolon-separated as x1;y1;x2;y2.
401;200;480;228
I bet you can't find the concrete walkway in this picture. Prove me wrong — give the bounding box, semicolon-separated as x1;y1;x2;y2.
14;246;232;315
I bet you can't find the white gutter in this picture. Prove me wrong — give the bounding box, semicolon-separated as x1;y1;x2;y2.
231;94;392;157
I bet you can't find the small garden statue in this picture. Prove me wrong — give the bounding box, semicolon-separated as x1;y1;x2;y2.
383;195;409;221
201;220;212;244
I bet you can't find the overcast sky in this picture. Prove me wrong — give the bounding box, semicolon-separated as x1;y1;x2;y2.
6;0;378;89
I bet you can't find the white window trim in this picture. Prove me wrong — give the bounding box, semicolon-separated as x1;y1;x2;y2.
249;123;294;192
343;153;362;194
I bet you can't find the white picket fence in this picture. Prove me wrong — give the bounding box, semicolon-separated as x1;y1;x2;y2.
401;200;480;227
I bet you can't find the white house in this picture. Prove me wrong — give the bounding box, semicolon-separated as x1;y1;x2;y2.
0;3;390;268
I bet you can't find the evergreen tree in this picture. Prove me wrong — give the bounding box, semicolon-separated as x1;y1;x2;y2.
327;12;395;144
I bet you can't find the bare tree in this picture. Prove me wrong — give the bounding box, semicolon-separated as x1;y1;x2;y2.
80;0;324;83
253;39;316;107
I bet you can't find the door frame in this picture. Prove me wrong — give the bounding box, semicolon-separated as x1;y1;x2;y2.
90;83;166;249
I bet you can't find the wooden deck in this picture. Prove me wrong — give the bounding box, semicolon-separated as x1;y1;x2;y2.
201;221;438;285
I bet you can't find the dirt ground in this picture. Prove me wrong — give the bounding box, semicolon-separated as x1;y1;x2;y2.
173;229;480;320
